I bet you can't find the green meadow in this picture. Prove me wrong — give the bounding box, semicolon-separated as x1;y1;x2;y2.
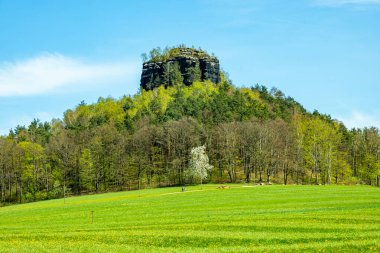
0;185;379;252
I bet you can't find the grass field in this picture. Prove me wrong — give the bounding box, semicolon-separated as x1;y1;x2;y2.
0;185;379;252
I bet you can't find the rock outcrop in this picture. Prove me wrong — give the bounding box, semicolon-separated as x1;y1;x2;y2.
140;48;220;90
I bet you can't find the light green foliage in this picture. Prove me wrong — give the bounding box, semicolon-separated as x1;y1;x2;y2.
17;141;45;201
182;80;218;101
150;86;175;116
127;86;175;119
64;97;126;130
0;185;379;252
115;81;282;128
93;97;126;128
349;127;380;185
127;89;154;118
79;148;95;192
299;116;348;184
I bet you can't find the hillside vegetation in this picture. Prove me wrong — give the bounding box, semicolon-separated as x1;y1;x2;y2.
1;64;380;205
0;185;379;252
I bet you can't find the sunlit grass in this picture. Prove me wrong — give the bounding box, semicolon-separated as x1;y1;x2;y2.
0;184;379;252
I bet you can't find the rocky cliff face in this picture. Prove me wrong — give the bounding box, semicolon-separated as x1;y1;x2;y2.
140;48;220;90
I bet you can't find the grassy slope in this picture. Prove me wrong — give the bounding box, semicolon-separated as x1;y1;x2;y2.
0;185;379;252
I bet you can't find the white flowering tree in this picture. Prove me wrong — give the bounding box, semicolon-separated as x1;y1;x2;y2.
188;145;213;185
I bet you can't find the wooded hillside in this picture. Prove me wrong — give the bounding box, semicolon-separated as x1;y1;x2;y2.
1;65;379;205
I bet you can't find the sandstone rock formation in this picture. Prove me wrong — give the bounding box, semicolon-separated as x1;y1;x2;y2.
140;48;220;90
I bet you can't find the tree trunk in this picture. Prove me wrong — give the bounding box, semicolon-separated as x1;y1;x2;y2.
283;164;288;185
252;165;256;184
315;170;319;185
20;175;23;204
259;170;262;183
9;175;12;203
327;146;332;184
227;169;233;183
33;157;37;201
1;166;4;204
45;162;49;199
218;158;223;178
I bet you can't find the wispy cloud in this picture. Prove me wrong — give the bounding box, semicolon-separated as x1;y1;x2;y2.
338;111;380;129
0;53;139;97
314;0;380;6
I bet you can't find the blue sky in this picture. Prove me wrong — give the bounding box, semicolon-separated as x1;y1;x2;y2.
0;0;379;134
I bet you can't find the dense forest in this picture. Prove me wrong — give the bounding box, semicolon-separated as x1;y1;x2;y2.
1;69;380;205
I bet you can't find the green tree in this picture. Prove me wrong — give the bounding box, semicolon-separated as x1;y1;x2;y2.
18;141;45;201
79;148;95;192
162;62;183;87
185;63;201;84
357;127;380;185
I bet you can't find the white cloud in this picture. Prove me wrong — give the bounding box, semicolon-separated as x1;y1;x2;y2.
338;111;380;129
0;53;139;97
314;0;380;6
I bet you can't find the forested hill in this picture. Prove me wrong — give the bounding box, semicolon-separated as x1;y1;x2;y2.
1;47;380;206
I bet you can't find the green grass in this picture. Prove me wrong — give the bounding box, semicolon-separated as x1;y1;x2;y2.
0;185;379;252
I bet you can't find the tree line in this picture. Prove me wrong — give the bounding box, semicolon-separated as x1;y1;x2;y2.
1;79;379;205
